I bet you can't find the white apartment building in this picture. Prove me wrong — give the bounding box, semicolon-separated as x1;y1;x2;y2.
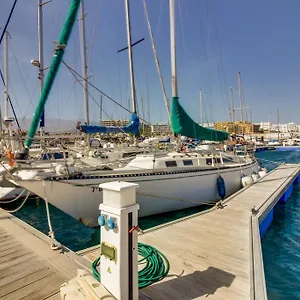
258;122;298;133
258;122;271;131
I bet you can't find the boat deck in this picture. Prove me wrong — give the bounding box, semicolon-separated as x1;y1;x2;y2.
81;163;300;299
0;208;91;300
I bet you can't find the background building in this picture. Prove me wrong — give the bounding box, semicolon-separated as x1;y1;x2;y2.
214;121;261;135
151;123;172;134
101;120;130;126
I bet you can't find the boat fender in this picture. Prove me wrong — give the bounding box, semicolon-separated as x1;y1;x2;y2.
258;169;267;178
55;164;76;176
242;175;254;187
217;175;226;200
252;172;260;182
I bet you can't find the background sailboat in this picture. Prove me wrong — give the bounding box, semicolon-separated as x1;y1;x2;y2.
7;0;260;227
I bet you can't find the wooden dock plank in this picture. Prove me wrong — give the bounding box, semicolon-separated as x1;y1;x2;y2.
0;208;92;300
80;164;300;300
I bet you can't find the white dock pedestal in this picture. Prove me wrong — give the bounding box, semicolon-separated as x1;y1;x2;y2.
99;181;139;300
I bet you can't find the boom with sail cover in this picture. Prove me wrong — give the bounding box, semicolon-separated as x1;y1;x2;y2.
79;113;139;135
171;97;229;142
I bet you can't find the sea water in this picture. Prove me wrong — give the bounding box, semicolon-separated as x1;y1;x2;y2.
12;150;300;299
256;150;300;299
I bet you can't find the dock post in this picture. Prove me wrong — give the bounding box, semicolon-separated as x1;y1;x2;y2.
99;181;139;300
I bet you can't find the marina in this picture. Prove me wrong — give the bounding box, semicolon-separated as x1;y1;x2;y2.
79;163;299;299
0;0;300;299
0;163;298;299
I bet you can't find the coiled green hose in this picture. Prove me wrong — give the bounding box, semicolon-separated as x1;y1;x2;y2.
92;242;169;289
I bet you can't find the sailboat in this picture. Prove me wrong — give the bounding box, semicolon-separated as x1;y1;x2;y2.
7;0;260;227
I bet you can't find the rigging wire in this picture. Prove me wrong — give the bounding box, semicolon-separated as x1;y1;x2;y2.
206;0;213;123
210;0;230;121
87;0;102;67
62;60;151;125
196;0;212;125
177;0;187;61
0;0;18;46
10;42;36;110
0;69;21;129
64;61;136;135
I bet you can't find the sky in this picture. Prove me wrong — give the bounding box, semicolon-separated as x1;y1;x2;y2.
0;0;300;131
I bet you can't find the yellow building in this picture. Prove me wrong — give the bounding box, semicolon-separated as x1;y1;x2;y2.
214;121;261;135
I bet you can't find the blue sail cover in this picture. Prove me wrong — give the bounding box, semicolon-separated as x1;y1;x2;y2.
80;113;140;135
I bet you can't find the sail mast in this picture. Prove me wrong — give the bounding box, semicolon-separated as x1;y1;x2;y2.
230;87;234;122
199;89;203;125
238;72;243;122
79;0;89;124
169;0;178;98
37;0;45;131
124;0;137;114
4;31;9;118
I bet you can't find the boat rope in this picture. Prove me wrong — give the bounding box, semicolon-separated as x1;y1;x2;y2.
92;242;169;289
0;69;21;130
69;70;129;136
2;191;30;213
62;60;152;125
0;0;18;46
0;189;26;204
42;180;60;250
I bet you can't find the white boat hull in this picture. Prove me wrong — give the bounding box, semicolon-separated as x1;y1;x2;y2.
15;161;260;227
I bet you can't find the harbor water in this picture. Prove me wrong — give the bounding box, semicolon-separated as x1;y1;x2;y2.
256;150;300;300
12;150;300;299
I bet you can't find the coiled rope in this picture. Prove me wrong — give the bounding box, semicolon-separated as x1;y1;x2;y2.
92;242;169;289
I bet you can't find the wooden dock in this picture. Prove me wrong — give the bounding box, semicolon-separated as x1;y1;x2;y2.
0;208;92;300
82;164;300;300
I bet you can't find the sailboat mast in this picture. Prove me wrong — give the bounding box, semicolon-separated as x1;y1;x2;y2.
238;72;243;122
79;0;89;124
4;31;9;118
38;0;45;130
277;109;280;142
169;0;178;98
199;89;203;125
230;87;234;122
124;0;137;114
99;95;103;126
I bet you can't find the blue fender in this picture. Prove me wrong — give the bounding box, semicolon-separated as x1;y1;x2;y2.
217;175;226;200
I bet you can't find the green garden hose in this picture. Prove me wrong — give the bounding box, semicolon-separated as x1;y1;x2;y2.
92;242;170;289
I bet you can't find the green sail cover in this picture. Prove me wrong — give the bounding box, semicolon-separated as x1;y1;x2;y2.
171;96;229;142
25;0;82;148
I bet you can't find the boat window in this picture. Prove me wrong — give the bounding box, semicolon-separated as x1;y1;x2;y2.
165;161;177;167
183;160;193;166
206;158;212;165
214;158;221;164
222;158;233;163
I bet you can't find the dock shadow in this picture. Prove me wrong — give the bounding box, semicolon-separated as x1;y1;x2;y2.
145;266;236;299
